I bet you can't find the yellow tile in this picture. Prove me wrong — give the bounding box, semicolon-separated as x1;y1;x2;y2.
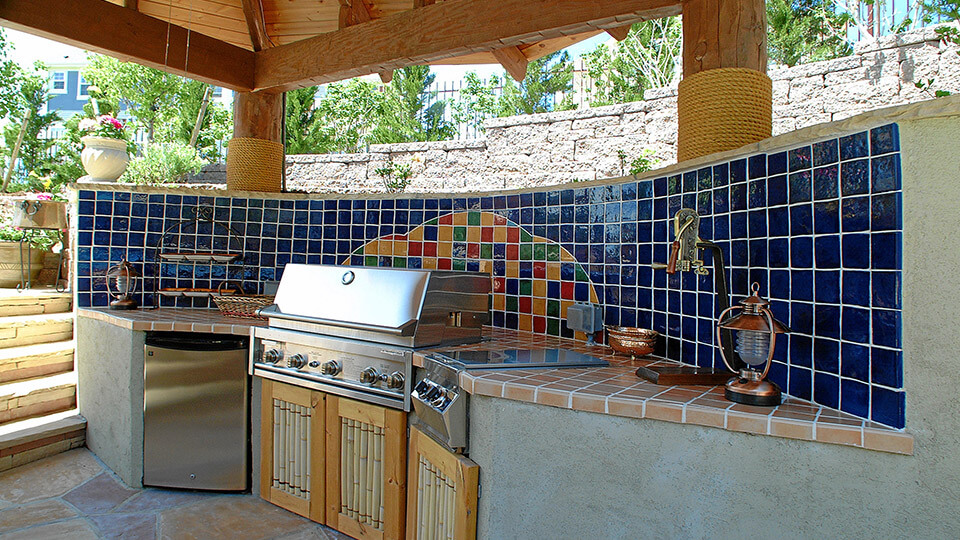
560;300;573;319
453;212;468;226
467;227;481;243
547;262;561;280
519;314;533;332
363;240;378;255
505;261;519;278
494;227;507;243
393;241;408;257
533;281;547;298
533;298;546;316
438;242;453;258
493;294;506;311
589;285;599;303
560;250;577;262
481;212;494;226
479;260;492;274
438;226;453;242
422;258;438;269
407;227;424;241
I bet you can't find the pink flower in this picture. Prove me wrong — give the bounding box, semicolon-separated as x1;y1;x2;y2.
98;115;123;130
36;193;52;200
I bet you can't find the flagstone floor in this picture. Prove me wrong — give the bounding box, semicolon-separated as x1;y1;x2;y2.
0;448;351;539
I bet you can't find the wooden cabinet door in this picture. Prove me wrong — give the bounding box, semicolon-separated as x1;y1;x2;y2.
406;426;479;540
325;395;406;540
259;379;325;523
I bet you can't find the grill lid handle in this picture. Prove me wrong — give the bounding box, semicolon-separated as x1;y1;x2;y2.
256;304;417;336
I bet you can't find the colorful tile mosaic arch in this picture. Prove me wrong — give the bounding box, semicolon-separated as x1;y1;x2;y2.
73;123;905;429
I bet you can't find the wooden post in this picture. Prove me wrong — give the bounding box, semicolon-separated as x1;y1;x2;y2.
233;90;283;142
228;90;285;191
681;0;767;76
676;0;770;161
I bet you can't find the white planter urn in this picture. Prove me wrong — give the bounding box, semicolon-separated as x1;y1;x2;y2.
80;136;129;182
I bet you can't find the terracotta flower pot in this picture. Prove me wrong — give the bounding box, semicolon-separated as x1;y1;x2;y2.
81;136;129;182
0;242;44;288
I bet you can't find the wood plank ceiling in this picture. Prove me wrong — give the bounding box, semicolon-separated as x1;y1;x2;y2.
1;0;681;92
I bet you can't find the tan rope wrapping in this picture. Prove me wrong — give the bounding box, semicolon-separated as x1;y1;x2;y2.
226;137;284;192
677;68;773;162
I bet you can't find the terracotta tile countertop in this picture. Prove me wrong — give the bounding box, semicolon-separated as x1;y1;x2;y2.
77;307;265;336
415;327;914;456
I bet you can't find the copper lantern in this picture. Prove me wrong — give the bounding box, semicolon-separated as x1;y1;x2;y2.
716;282;789;406
105;259;140;310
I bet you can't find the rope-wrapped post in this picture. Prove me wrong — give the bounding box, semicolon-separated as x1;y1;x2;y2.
676;68;772;162
229;91;284;192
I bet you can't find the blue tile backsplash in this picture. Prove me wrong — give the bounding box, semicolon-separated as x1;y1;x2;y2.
75;123;906;428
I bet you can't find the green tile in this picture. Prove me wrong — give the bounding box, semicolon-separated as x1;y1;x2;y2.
393;257;407;268
519;244;533;260
547;318;560;336
453;258;466;270
519;280;532;295
506;296;519;312
425;217;438;225
547;299;560;317
365;256;378;267
520;229;533;242
481;244;493;260
546;244;560;261
575;265;589;282
468;211;481;226
454;226;467;242
534;244;546;260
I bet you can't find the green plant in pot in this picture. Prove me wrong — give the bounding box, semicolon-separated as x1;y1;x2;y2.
79;111;130;182
119;142;205;184
0;224;58;288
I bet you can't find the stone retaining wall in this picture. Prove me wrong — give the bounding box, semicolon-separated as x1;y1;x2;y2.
189;25;960;194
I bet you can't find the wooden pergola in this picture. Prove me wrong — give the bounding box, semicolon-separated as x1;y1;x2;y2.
0;0;768;178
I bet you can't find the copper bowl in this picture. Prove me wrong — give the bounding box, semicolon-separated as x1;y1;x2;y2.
606;326;659;357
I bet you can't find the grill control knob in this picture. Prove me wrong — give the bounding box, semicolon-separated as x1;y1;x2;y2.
386;371;405;389
263;349;283;364
287;354;307;369
321;360;342;376
360;367;382;385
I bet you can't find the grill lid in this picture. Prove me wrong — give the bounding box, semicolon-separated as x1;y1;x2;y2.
271;264;430;331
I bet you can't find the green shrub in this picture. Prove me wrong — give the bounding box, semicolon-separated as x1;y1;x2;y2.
0;225;59;250
120;142;205;185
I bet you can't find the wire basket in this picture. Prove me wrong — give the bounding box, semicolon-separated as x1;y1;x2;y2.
212;294;275;319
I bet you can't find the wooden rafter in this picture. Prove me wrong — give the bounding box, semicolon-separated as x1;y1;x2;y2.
492;46;528;82
123;0;138;10
240;0;272;51
255;0;680;91
414;0;436;6
0;0;254;91
606;24;632;41
337;0;394;84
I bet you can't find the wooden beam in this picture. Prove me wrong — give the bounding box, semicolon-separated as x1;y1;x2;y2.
123;0;138;10
338;0;372;28
255;0;681;91
240;0;272;51
606;24;632;41
379;71;393;83
492;46;528;82
681;0;766;76
0;0;255;91
414;0;436;6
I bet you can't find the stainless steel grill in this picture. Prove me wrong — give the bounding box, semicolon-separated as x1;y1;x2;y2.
250;264;490;410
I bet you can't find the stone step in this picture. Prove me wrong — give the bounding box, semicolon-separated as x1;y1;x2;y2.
0;290;72;317
0;371;77;426
0;412;85;472
0;340;75;383
0;312;74;349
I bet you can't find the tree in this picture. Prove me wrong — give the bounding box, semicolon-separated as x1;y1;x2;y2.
0;29;23;120
1;64;60;191
453;51;574;132
309;79;383;153
582;19;681;105
767;0;852;66
157;80;232;161
369;66;455;144
285;86;322;154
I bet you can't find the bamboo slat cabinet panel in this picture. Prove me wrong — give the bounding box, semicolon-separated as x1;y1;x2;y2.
406;426;479;540
259;379;325;523
325;395;407;540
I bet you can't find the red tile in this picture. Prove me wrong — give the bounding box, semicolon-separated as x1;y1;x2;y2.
507;228;520;243
438;214;453;225
423;242;437;257
533;316;546;333
561;281;574;299
493;214;507;225
533;262;546;278
408;242;422;256
493;277;505;292
438;258;452;270
506;244;519;260
481;227;493;242
467;243;480;258
519;297;532;313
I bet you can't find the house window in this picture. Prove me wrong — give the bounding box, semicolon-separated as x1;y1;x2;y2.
212;86;223;98
49;71;67;94
77;74;91;99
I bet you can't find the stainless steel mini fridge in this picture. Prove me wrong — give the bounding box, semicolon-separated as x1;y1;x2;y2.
143;332;249;490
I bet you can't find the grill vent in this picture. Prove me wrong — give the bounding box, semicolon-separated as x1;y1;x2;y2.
416;455;457;540
340;418;385;530
272;398;311;500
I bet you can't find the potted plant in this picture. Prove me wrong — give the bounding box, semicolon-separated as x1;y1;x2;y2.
0;225;57;288
79;114;129;182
